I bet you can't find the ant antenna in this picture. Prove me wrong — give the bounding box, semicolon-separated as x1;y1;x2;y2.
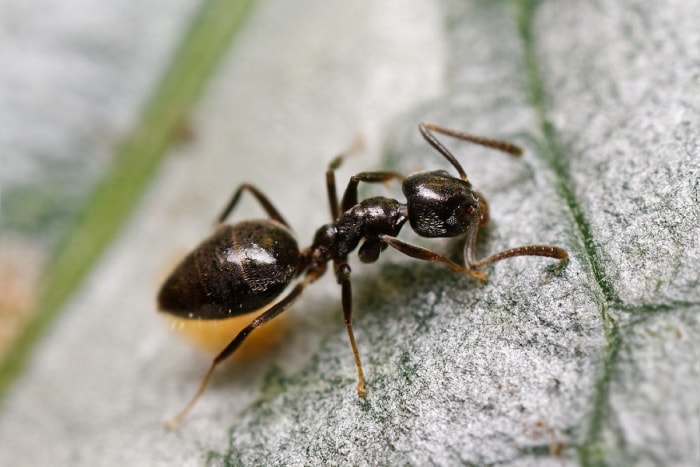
419;122;523;180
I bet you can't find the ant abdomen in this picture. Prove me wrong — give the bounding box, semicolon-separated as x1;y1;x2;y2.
158;220;299;320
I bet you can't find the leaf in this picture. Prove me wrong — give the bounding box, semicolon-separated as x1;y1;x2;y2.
0;0;697;465
216;1;700;464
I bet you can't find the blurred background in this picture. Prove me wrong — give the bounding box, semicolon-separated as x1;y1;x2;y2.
0;0;205;362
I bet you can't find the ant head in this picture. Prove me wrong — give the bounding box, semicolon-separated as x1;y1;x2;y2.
402;170;481;238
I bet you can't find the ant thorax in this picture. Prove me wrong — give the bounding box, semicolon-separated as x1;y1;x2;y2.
310;196;407;264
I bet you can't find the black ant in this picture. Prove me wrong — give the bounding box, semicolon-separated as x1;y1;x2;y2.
157;122;568;427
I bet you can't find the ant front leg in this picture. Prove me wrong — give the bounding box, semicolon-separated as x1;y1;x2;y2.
467;242;569;270
378;235;487;281
335;261;367;397
217;183;290;227
462;221;569;271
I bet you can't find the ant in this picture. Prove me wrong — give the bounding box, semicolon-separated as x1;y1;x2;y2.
157;122;569;427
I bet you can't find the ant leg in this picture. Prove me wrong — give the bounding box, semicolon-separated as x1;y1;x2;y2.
468;245;569;269
326;155;344;221
217;183;290;227
335;262;367;397
378;235;487;281
340;171;403;212
460;216;568;270
164;276;314;428
326;136;365;221
419;122;523;181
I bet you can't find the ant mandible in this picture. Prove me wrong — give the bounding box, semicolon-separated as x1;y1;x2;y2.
157;122;569;427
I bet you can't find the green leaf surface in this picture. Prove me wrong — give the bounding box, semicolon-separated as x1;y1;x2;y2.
0;0;697;465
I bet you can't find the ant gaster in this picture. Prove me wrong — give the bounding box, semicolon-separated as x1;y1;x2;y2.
158;122;569;427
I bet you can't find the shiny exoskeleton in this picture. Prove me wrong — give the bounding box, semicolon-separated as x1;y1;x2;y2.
158;122;569;427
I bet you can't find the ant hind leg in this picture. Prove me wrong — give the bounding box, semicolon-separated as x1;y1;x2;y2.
164;279;310;428
325;135;365;221
217;183;290;227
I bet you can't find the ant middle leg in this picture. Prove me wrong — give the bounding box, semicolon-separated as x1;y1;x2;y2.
335;261;367;397
340;171;403;212
217;183;290;227
327;164;402;219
